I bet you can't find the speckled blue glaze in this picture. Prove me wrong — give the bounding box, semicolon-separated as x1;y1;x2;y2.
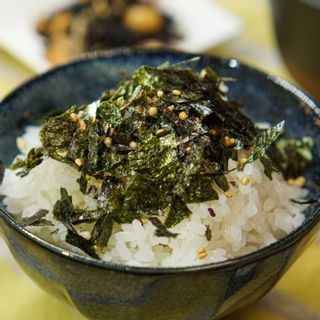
0;48;320;320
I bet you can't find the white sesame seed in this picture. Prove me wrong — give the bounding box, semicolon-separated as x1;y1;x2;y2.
79;119;86;131
148;107;158;116
157;90;164;98
75;158;84;167
240;177;250;185
69;113;78;122
104;137;112;146
129;141;138;150
179;111;188;121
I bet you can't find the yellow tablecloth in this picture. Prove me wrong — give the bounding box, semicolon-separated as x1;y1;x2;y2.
1;1;320;319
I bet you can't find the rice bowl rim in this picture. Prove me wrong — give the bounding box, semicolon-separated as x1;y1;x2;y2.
0;47;319;274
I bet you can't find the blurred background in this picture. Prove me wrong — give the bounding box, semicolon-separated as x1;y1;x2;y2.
0;0;320;319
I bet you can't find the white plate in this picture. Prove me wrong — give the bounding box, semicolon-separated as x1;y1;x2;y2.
0;0;242;72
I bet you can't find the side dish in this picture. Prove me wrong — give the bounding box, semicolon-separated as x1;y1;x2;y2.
37;0;179;64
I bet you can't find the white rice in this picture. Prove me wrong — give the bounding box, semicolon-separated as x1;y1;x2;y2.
0;127;308;267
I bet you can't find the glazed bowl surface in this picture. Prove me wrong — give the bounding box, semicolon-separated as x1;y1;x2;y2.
0;48;320;320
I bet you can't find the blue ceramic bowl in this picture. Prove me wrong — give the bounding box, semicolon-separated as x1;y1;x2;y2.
0;48;320;320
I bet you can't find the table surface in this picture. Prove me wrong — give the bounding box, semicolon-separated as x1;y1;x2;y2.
1;1;320;319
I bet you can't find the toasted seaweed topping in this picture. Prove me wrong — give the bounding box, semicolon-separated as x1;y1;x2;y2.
9;147;45;177
10;60;313;255
267;137;314;179
91;214;113;247
53;188;99;258
205;225;212;241
19;209;53;227
149;217;178;238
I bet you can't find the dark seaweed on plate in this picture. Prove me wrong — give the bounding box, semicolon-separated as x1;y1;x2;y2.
9;60;314;256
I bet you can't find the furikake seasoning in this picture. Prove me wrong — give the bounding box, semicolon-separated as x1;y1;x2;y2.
10;60;313;258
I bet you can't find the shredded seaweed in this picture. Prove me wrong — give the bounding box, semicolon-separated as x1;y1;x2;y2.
267;137;313;179
9;147;45;177
205;225;212;241
9;60;314;256
53;188;99;258
91;214;113;247
149;217;178;238
19;209;53;227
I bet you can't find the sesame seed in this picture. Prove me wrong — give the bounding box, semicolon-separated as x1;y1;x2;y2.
79;231;91;240
223;136;230;147
172;89;181;96
104;137;112;146
75;158;84;167
148;106;158;116
197;248;208;259
239;157;248;165
199;69;207;78
57;150;68;157
209;128;217;136
186;147;191;152
223;136;235;147
129;141;138;150
79;119;86;131
141;219;148;225
69;113;78;122
16;137;27;151
224;190;233;198
157;90;164;98
240;177;250;185
287;176;305;187
179;111;188;121
167;105;175;111
109;127;115;137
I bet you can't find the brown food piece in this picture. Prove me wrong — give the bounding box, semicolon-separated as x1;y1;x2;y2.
45;35;80;65
138;38;164;48
92;0;110;17
46;12;72;36
123;4;164;35
36;18;50;35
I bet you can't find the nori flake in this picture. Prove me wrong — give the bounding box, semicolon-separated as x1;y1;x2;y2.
19;209;53;227
149;217;178;238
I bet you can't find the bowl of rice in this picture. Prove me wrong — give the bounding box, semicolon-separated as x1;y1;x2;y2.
0;48;319;320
